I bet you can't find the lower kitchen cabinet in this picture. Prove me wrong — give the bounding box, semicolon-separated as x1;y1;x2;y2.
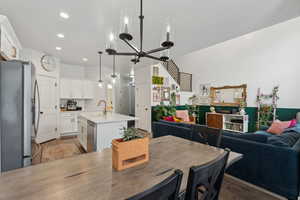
60;112;79;136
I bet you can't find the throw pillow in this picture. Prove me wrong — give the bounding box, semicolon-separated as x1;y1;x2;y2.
267;120;290;135
163;116;174;122
176;110;190;122
173;117;182;123
289;119;297;128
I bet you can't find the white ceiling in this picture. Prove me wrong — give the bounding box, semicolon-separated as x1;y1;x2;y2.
1;0;300;73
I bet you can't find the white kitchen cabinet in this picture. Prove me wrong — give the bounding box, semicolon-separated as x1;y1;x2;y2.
60;79;94;99
0;16;21;60
83;80;94;99
71;80;83;98
0;25;19;60
60;79;72;99
60;112;79;135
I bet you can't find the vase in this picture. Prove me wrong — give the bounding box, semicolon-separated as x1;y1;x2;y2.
240;108;246;115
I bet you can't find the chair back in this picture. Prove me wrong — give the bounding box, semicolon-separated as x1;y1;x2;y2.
192;125;222;147
126;169;183;200
185;149;230;200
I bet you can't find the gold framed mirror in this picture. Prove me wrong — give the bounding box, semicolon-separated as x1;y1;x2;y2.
210;84;247;107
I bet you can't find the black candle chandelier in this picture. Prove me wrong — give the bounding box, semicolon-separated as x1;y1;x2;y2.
105;0;174;64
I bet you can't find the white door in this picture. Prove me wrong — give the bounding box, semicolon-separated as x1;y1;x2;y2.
35;75;59;144
135;84;151;132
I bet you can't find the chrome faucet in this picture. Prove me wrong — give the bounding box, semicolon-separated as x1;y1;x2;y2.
97;100;107;114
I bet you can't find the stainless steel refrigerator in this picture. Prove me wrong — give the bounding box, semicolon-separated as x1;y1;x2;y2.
0;60;36;172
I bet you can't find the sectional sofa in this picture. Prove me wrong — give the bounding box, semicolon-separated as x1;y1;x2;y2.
152;120;300;200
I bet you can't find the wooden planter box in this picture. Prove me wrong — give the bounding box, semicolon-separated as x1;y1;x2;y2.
112;136;149;171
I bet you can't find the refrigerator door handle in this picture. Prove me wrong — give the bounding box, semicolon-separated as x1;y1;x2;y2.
33;80;41;138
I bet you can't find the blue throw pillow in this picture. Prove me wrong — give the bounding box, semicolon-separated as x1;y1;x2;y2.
294;123;300;133
255;130;273;137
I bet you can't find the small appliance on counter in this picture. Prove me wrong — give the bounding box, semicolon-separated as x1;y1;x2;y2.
66;100;77;111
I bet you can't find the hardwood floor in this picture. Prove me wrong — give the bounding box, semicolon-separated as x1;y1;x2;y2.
221;175;285;200
32;136;85;165
31;137;285;200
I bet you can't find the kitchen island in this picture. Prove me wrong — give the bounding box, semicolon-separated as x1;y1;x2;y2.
78;112;137;152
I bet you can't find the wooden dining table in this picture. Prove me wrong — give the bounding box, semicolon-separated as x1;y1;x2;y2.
0;136;242;200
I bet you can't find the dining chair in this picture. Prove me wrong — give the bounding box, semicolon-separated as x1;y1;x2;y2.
183;149;230;200
126;169;183;200
192;125;222;147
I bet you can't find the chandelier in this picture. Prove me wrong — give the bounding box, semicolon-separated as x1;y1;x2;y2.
105;0;174;64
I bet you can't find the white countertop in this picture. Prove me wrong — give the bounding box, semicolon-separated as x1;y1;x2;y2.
79;112;138;124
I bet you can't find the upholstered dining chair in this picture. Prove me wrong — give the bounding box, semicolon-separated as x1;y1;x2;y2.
183;149;230;200
192;125;222;147
126;169;183;200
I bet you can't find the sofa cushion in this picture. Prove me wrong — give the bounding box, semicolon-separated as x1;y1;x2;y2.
267;131;300;147
223;131;268;143
158;120;192;128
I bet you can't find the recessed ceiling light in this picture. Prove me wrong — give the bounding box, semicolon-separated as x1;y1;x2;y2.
82;58;88;62
60;12;70;19
57;33;65;38
56;47;62;51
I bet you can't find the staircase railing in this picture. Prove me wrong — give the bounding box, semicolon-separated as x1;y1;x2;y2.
162;60;192;92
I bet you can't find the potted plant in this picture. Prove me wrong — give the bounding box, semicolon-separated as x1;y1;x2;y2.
112;128;149;171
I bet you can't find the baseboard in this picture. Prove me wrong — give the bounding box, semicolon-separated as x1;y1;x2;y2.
60;132;79;137
225;174;287;200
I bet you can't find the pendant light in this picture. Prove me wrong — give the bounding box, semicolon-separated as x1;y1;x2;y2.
111;55;117;84
98;51;104;88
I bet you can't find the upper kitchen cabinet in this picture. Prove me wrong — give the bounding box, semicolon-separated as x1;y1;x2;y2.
71;80;84;99
60;79;72;99
83;80;94;99
0;15;22;60
60;79;94;99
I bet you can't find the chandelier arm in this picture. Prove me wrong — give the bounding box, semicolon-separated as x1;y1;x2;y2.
113;52;138;56
144;54;163;61
122;39;140;54
145;46;169;55
139;0;144;52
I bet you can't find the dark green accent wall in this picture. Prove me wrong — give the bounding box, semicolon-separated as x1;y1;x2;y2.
152;105;300;133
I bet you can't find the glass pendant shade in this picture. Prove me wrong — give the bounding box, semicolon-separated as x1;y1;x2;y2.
98;80;103;88
161;20;174;48
119;10;133;41
105;32;117;54
160;49;170;61
111;55;117;84
98;51;104;88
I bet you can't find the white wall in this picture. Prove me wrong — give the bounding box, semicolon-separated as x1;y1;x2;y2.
175;17;300;108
